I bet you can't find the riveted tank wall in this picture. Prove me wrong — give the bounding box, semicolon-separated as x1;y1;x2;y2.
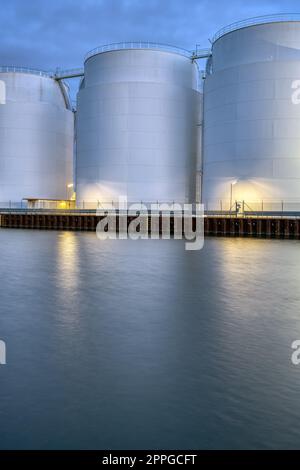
76;48;201;207
203;21;300;210
0;72;74;204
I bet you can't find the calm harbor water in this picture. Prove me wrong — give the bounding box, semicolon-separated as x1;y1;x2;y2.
0;229;300;449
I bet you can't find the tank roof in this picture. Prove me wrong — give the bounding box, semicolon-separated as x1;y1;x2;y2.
0;66;51;78
212;13;300;44
85;42;192;62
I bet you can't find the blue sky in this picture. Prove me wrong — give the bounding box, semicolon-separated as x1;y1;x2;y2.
1;0;300;70
1;0;299;100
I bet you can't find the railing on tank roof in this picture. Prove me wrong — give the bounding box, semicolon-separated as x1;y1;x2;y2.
0;66;85;81
0;66;51;77
85;42;193;61
212;13;300;43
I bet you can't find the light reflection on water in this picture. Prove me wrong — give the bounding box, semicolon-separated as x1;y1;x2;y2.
57;232;79;292
0;230;300;449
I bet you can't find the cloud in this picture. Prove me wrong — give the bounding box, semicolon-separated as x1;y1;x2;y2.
0;0;299;99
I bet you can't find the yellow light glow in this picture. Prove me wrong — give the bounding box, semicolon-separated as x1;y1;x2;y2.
233;180;262;203
67;183;74;188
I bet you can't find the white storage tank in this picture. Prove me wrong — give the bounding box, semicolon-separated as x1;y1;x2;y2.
0;68;74;205
203;16;300;211
76;43;201;208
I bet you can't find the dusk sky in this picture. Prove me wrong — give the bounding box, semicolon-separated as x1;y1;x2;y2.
1;0;300;100
1;0;300;69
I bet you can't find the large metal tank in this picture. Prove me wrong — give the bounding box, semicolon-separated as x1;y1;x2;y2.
0;68;74;205
76;43;201;207
203;16;300;211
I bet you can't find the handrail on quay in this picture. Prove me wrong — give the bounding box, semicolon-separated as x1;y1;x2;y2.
1;208;300;219
205;211;300;219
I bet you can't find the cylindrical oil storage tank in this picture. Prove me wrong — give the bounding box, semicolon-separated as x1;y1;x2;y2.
76;43;201;208
203;15;300;212
0;68;74;205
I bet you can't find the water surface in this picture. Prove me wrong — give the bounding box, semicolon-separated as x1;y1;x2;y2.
0;230;300;449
